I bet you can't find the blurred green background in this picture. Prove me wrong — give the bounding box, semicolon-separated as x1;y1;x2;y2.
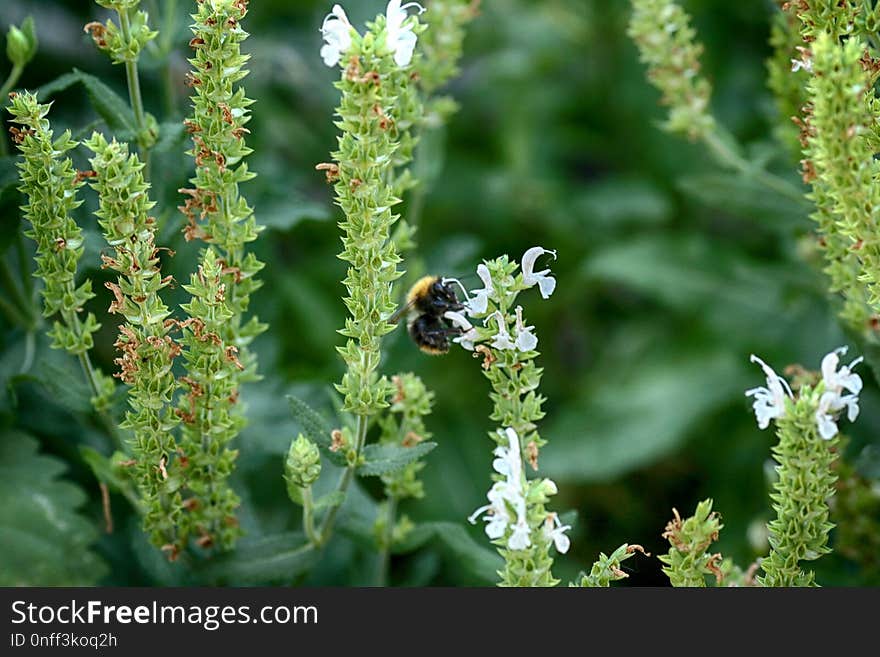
1;0;878;586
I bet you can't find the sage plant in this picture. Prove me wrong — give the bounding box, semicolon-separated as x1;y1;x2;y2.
446;247;571;586
7;94;98;360
323;2;425;502
800;32;880;328
745;347;862;586
658;499;724;587
182;0;264;379
84;0;159;163
84;132;184;557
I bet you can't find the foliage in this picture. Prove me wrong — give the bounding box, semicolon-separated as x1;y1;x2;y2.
0;0;879;587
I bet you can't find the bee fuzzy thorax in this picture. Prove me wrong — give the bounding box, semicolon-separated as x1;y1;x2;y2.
406;275;439;312
402;275;465;354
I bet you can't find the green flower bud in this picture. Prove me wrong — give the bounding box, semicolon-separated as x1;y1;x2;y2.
285;435;322;490
658;499;724;587
6;22;36;68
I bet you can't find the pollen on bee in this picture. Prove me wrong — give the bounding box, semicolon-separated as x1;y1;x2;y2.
406;275;439;307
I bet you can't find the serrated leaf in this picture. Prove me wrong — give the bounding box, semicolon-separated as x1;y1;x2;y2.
0;431;107;585
198;532;318;585
357;442;437;477
37;69;136;139
27;354;93;413
286;393;347;466
35;71;80;100
394;521;502;584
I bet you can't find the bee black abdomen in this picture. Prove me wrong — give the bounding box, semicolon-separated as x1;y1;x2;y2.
409;313;453;354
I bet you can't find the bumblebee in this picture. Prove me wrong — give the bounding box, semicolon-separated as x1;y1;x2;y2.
393;275;465;354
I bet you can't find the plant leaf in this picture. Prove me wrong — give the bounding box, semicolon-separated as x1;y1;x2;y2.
0;430;108;585
541;349;748;482
286;393;347;466
37;69;136;139
313;490;346;511
357;441;437;477
197;532;317;585
394;521;502;584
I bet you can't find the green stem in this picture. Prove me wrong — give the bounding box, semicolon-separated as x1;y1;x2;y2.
117;7;151;179
315;413;368;547
376;495;397;586
702;129;808;206
301;486;320;545
19;330;35;374
61;307;125;453
0;63;24;156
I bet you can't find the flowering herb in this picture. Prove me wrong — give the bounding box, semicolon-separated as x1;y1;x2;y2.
744;348;861;586
452;247;568;586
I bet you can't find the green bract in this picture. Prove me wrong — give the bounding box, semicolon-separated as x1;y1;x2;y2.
329;22;422;417
85;131;184;557
759;387;840;586
7;92;99;356
658;499;724;587
184;0;264;381
627;0;715;140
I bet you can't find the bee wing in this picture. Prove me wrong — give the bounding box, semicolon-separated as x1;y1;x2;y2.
388;295;419;324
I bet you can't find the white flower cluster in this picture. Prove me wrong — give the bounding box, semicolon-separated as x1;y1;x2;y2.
320;1;426;68
442;246;557;353
745;346;863;440
468;428;570;553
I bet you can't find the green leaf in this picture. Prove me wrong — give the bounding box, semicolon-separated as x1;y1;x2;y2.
259;195;330;232
35;71;80;100
582;233;803;343
153;121;186;154
676;172;807;230
357;441;437;477
394;521;503;584
286;393;347;466
198;532;318;585
313;490;346;511
0;431;108;585
37;69;136;139
541;349;748;482
572;177;672;228
28;354;93;414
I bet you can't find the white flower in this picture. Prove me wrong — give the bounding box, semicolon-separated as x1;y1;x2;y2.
466;264;494;316
320;4;353;67
468;482;511;539
513;305;538;352
487;311;515;350
443;310;478;351
816;391;843;440
508;516;532;551
543;513;571;554
745;354;792;430
821;346;863;396
814;346;863;439
469;428;529;546
521;247;557;299
385;1;425;67
492;427;523;485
